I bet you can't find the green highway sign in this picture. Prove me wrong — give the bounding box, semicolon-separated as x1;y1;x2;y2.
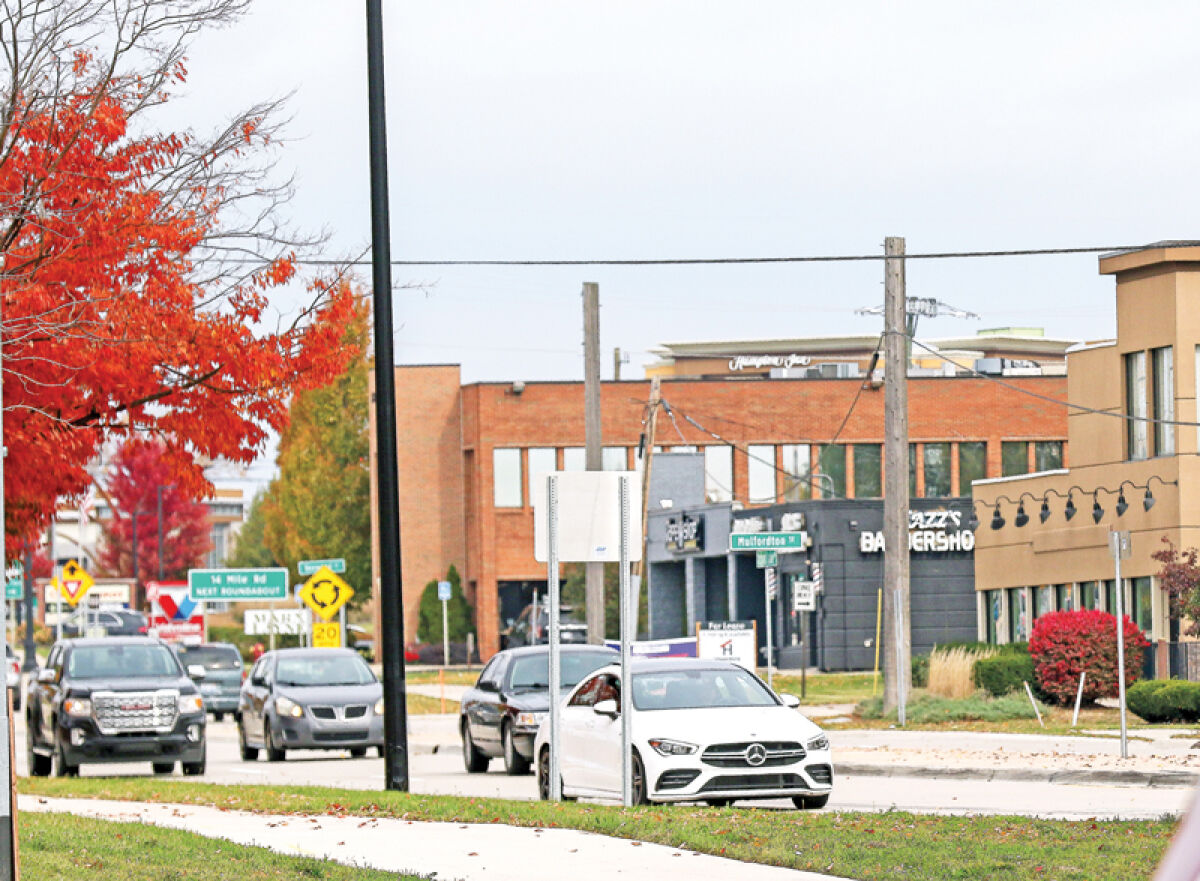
730;531;806;552
187;568;289;601
755;550;779;568
5;563;23;599
298;558;346;576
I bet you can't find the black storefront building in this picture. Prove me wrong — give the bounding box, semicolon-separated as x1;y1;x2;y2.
646;497;980;671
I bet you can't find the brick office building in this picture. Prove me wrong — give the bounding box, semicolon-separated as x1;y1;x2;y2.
369;332;1071;660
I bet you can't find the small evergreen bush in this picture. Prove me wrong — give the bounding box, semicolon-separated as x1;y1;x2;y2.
1128;679;1200;723
973;652;1036;697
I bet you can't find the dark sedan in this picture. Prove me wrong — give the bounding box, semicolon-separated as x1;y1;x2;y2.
460;644;617;775
237;648;384;761
174;642;243;721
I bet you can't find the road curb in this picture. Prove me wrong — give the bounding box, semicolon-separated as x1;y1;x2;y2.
835;762;1200;788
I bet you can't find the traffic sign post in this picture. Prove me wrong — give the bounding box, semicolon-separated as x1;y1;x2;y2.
57;559;94;607
1110;530;1132;759
313;620;342;648
187;568;288;601
298;566;355;622
298;558;346;576
755;550;779;568
438;580;451;667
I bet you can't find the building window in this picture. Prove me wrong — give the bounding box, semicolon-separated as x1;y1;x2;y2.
1153;346;1175;456
747;445;776;504
1130;577;1153;632
781;444;812;501
562;447;586;471
1079;581;1099;610
958;442;987;495
1104;579;1117;614
1001;441;1029;477
908;444;918;496
602;447;627;471
1034;586;1054;619
1009;588;1028;642
816;445;846;498
527;447;557;503
923;443;951;497
1034;442;1063;472
1055;583;1073;612
704;445;733;503
493;448;522;507
853;444;882;498
986;590;1001;644
1125;351;1148;461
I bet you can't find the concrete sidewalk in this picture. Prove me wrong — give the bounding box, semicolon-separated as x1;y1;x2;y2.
21;796;843;881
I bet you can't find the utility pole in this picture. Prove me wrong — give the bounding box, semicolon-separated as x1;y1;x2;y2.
882;236;911;723
636;378;662;634
366;0;410;791
583;282;604;644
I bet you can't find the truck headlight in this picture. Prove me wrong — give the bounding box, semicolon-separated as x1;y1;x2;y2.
807;734;830;752
648;738;697;756
178;694;204;715
64;698;92;717
515;711;545;728
275;696;304;719
374;698;384;715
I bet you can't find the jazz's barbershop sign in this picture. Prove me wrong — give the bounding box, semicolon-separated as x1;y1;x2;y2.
665;513;705;552
729;354;813;371
859;509;975;554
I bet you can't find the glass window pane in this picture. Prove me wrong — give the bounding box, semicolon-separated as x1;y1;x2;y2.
747;445;776;504
853;444;882;498
1009;588;1028;642
1034;586;1054;619
602;447;627;471
986;590;1001;644
923;443;951;497
1034;441;1063;472
1104;579;1117;614
1131;577;1153;632
958;442;987;495
781;444;812;502
1001;441;1029;477
704;445;733;503
1055;583;1073;612
562;448;586;471
1153;347;1175;456
1125;351;1148;460
816;445;846;498
908;444;918;496
493;448;522;508
1079;581;1098;610
527;447;556;503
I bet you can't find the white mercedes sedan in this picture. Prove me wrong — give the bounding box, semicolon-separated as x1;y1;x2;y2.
534;658;833;808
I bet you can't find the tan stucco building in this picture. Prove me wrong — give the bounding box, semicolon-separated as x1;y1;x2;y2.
973;243;1200;678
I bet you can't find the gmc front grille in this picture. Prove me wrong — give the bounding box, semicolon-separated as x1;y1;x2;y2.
91;690;179;735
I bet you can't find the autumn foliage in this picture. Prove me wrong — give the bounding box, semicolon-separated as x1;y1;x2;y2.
1028;610;1149;705
0;8;359;548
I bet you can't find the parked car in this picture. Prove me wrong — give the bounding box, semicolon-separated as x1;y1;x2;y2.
237;647;384;762
26;636;207;777
347;625;375;663
534;658;833;808
500;603;587;649
6;644;20;712
460;644;618;775
60;609;149;638
173;642;244;721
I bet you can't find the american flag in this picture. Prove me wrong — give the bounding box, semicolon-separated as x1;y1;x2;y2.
78;486;95;525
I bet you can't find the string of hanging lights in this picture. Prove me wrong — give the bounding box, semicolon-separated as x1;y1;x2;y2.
967;475;1175;531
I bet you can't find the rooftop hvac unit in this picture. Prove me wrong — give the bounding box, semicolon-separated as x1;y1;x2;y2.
974;357;1004;375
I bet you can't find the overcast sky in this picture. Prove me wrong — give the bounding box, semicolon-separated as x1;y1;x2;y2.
176;2;1200;385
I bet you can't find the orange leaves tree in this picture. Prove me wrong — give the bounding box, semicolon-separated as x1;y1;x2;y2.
0;1;359;545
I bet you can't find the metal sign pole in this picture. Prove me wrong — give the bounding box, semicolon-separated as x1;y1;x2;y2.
619;476;633;806
442;597;449;667
547;475;562;801
764;568;775;690
1111;530;1130;759
339;605;347;648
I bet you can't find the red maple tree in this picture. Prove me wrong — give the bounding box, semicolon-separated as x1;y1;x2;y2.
0;4;360;548
98;440;212;590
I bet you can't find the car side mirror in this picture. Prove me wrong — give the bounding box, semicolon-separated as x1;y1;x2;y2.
593;699;619;719
779;693;801;708
478;680;498;693
37;668;57;684
186;664;207;681
251;674;266;687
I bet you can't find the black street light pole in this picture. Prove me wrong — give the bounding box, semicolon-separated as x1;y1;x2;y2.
366;0;410;791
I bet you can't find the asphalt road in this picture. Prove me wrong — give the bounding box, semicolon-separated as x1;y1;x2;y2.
13;715;1193;820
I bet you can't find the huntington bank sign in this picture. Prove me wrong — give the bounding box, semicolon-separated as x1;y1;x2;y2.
858;509;975;554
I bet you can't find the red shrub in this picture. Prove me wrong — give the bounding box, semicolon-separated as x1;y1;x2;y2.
1028;610;1149;705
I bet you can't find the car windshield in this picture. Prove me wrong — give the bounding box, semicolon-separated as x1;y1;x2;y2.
275;654;375;687
631;667;780;711
507;651;615;692
68;644;180;679
176;646;241;670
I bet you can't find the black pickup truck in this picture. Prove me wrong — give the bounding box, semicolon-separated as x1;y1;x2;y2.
27;636;207;777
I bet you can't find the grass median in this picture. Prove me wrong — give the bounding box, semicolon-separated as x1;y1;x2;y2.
19;777;1174;881
21;811;421;881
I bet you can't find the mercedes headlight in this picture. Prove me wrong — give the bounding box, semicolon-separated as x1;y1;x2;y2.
64;697;92;717
177;694;204;714
515;711;546;728
648;738;697;756
807;734;830;752
374;698;384;715
274;696;304;719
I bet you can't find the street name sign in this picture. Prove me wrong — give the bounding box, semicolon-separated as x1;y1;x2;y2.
755;550;778;568
730;531;806;551
4;564;22;600
187;568;289;601
298;558;346;576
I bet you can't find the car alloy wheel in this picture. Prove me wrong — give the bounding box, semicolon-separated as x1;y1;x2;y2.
265;722;286;762
238;718;259;761
461;723;489;773
630;750;649;806
502;723;530;776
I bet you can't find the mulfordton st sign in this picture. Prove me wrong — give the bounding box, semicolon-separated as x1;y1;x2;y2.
858;509;976;553
665;513;705;553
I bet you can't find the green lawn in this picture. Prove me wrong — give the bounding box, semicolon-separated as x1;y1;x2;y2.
19;778;1175;881
407;669;477;686
20;811;420;880
772;671;877;705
